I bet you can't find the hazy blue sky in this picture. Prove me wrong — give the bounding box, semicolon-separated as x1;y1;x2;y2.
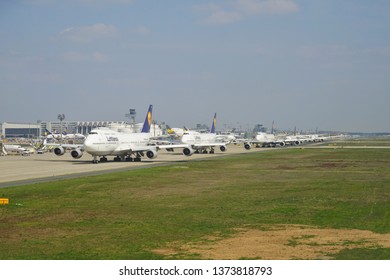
1;0;389;132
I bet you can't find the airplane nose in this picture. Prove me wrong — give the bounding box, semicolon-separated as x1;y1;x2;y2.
84;135;98;153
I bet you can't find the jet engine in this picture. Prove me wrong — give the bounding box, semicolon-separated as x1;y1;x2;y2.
71;149;83;159
244;143;252;150
54;146;65;156
146;149;158;159
220;145;227;152
279;141;286;147
183;147;195;156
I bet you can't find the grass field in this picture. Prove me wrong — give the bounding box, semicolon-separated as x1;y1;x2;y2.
325;137;390;147
1;143;390;260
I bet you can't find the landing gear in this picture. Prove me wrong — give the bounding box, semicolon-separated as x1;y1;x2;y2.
92;156;99;164
134;152;142;162
90;154;144;164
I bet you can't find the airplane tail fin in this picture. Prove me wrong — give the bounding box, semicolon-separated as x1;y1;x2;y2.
141;104;153;133
210;113;217;133
166;125;176;135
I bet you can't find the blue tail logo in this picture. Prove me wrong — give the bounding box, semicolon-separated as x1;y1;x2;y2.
141;104;153;133
210;113;217;133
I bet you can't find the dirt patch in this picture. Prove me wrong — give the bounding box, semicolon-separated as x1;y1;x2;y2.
153;224;390;259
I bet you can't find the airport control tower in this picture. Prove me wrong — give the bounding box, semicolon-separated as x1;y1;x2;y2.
125;109;136;131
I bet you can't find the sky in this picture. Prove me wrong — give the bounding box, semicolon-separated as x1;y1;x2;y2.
1;0;390;133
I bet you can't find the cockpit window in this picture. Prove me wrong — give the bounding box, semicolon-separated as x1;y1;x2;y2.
89;132;98;135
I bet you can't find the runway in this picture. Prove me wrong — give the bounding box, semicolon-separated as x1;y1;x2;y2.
0;144;260;188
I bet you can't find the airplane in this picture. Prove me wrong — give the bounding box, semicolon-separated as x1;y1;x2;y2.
51;105;191;163
281;134;302;146
282;133;326;144
44;129;85;141
166;125;188;138
179;113;229;155
216;132;238;144
299;134;325;143
243;132;286;150
62;132;86;140
2;144;32;155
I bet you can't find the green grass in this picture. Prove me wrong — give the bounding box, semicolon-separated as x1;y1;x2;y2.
323;137;390;147
331;248;390;260
1;146;390;259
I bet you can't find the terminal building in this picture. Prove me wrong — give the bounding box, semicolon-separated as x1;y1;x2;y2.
1;121;165;139
0;122;41;139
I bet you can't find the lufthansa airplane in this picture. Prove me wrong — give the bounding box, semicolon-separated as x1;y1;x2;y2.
243;132;286;150
179;113;229;155
52;105;189;163
44;129;85;141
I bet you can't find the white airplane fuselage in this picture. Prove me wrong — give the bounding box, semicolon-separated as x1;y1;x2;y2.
181;131;217;145
255;132;276;143
63;133;86;140
84;128;151;156
4;144;30;153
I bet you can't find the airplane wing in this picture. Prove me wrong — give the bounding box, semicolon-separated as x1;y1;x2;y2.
111;143;188;154
43;142;84;150
60;143;84;149
157;143;189;149
148;138;177;145
156;141;229;150
191;142;228;148
113;145;155;153
111;144;189;159
42;141;85;158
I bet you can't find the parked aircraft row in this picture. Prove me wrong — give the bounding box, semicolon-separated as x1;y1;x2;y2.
243;132;328;150
49;105;228;164
41;104;336;164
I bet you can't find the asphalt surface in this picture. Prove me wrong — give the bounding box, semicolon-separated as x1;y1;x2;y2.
0;144;260;188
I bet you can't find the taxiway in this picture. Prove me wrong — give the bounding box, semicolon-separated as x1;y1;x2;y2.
0;144;260;188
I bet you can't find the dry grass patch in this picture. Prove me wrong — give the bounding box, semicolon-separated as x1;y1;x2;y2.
154;224;390;260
